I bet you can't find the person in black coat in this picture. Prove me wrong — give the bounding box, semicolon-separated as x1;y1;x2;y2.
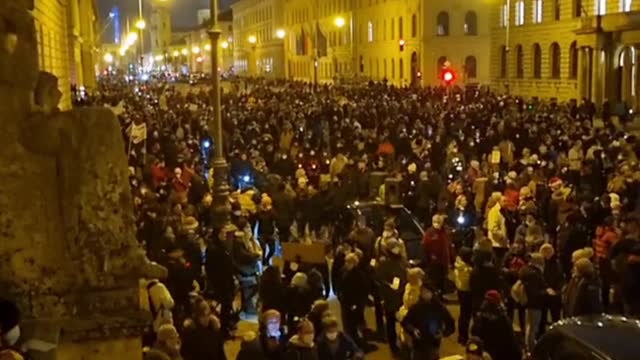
316;316;363;360
284;319;319;360
164;245;197;324
401;286;455;360
339;253;369;347
374;239;407;354
181;297;226;360
206;227;237;337
471;291;522;360
258;196;277;266
259;266;287;318
539;244;563;336
470;253;503;312
271;183;295;243
237;310;287;360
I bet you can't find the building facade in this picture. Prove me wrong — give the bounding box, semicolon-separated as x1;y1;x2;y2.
232;0;286;78
34;0;98;110
150;0;173;55
491;0;640;107
278;0;493;85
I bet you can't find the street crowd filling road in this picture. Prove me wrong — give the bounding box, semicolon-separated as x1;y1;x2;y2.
4;77;640;360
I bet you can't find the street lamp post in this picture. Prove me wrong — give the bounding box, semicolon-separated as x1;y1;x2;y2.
208;0;231;229
137;0;145;69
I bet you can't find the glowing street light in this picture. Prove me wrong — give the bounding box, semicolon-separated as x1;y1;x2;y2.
334;17;346;28
119;47;127;56
192;46;201;54
103;53;114;63
221;41;229;49
181;48;188;55
205;44;212;51
126;32;138;46
276;29;286;39
154;55;164;62
135;19;146;30
248;35;257;44
172;50;180;57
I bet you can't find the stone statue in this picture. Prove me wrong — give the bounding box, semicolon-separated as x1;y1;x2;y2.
0;0;165;355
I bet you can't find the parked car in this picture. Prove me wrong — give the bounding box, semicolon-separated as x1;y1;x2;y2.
533;315;640;360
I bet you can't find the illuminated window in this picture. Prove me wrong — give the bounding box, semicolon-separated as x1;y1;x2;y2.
621;0;632;11
368;21;374;42
515;1;525;25
501;3;509;27
437;12;449;36
595;0;607;15
533;0;543;23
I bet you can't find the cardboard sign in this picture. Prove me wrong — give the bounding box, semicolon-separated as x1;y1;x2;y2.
490;149;501;164
282;242;328;264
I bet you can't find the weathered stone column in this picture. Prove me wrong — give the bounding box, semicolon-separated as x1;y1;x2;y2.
578;46;589;100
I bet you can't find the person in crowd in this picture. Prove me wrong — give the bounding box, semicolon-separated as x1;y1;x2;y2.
450;195;476;250
610;213;640;315
348;215;376;265
462;337;494;360
287;272;314;331
519;253;554;352
181;297;226;360
145;324;183;360
339;253;368;347
284;319;319;360
562;258;603;317
471;291;522;360
470;250;502;313
593;216;619;311
259;266;287;317
501;241;527;333
486;193;508;263
423;214;453;298
0;299;23;360
374;237;407;355
401;285;455;360
164;245;197;324
539;243;563;335
307;300;331;340
258;194;277;266
317;316;363;360
237;310;287;360
454;247;473;345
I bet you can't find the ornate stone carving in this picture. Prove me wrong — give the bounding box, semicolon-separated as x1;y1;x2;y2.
0;0;165;347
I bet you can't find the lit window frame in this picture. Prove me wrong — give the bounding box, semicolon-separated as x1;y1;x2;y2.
515;1;525;26
532;0;543;24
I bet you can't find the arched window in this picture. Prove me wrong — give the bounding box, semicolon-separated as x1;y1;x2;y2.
550;42;561;78
465;11;478;35
465;56;477;78
437;12;449;36
569;41;578;78
500;46;508;78
411;14;417;37
532;43;542;78
437;56;448;71
574;0;583;17
515;44;524;78
399;16;404;38
399;58;404;79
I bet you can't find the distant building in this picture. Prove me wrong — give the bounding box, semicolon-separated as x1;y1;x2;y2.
34;0;99;109
232;0;286;78
491;0;640;107
149;0;174;55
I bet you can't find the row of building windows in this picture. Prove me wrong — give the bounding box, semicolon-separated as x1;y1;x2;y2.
362;15;412;43
436;11;478;36
499;41;577;80
501;0;635;27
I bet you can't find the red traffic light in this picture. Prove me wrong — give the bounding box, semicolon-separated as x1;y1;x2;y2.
441;68;456;84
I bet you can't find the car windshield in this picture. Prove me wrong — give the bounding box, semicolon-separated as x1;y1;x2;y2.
356;205;422;242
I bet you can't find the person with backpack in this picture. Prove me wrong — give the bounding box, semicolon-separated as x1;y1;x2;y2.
517;253;555;352
502;241;527;333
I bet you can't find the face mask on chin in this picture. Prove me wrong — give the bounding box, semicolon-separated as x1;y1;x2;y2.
433;222;442;230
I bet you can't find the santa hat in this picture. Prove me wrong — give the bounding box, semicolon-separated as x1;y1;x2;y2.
549;177;563;189
484;290;502;305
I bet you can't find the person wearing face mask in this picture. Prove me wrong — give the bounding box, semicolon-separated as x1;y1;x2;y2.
375;219;407;262
0;299;23;360
423;215;454;299
284;319;319;360
317;316;363;360
145;324;183;360
375;239;407;356
237;310;287;360
180;297;226;360
339;253;368;348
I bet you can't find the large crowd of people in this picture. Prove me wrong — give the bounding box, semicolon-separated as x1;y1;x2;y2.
2;76;640;360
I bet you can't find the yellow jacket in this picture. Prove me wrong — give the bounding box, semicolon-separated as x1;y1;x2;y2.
487;203;507;248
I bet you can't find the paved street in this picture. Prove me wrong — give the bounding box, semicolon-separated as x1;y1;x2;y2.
224;299;464;359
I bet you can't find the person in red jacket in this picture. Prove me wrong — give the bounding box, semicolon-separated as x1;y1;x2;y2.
593;216;619;311
423;214;454;298
151;157;169;189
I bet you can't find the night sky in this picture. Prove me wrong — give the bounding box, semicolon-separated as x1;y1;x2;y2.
97;0;236;36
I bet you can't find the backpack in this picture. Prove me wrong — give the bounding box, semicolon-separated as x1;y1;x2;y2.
510;280;528;306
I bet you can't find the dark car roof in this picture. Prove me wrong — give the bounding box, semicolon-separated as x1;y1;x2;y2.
546;315;640;360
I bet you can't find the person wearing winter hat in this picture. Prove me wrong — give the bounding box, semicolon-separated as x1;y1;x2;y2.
471;291;522;360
